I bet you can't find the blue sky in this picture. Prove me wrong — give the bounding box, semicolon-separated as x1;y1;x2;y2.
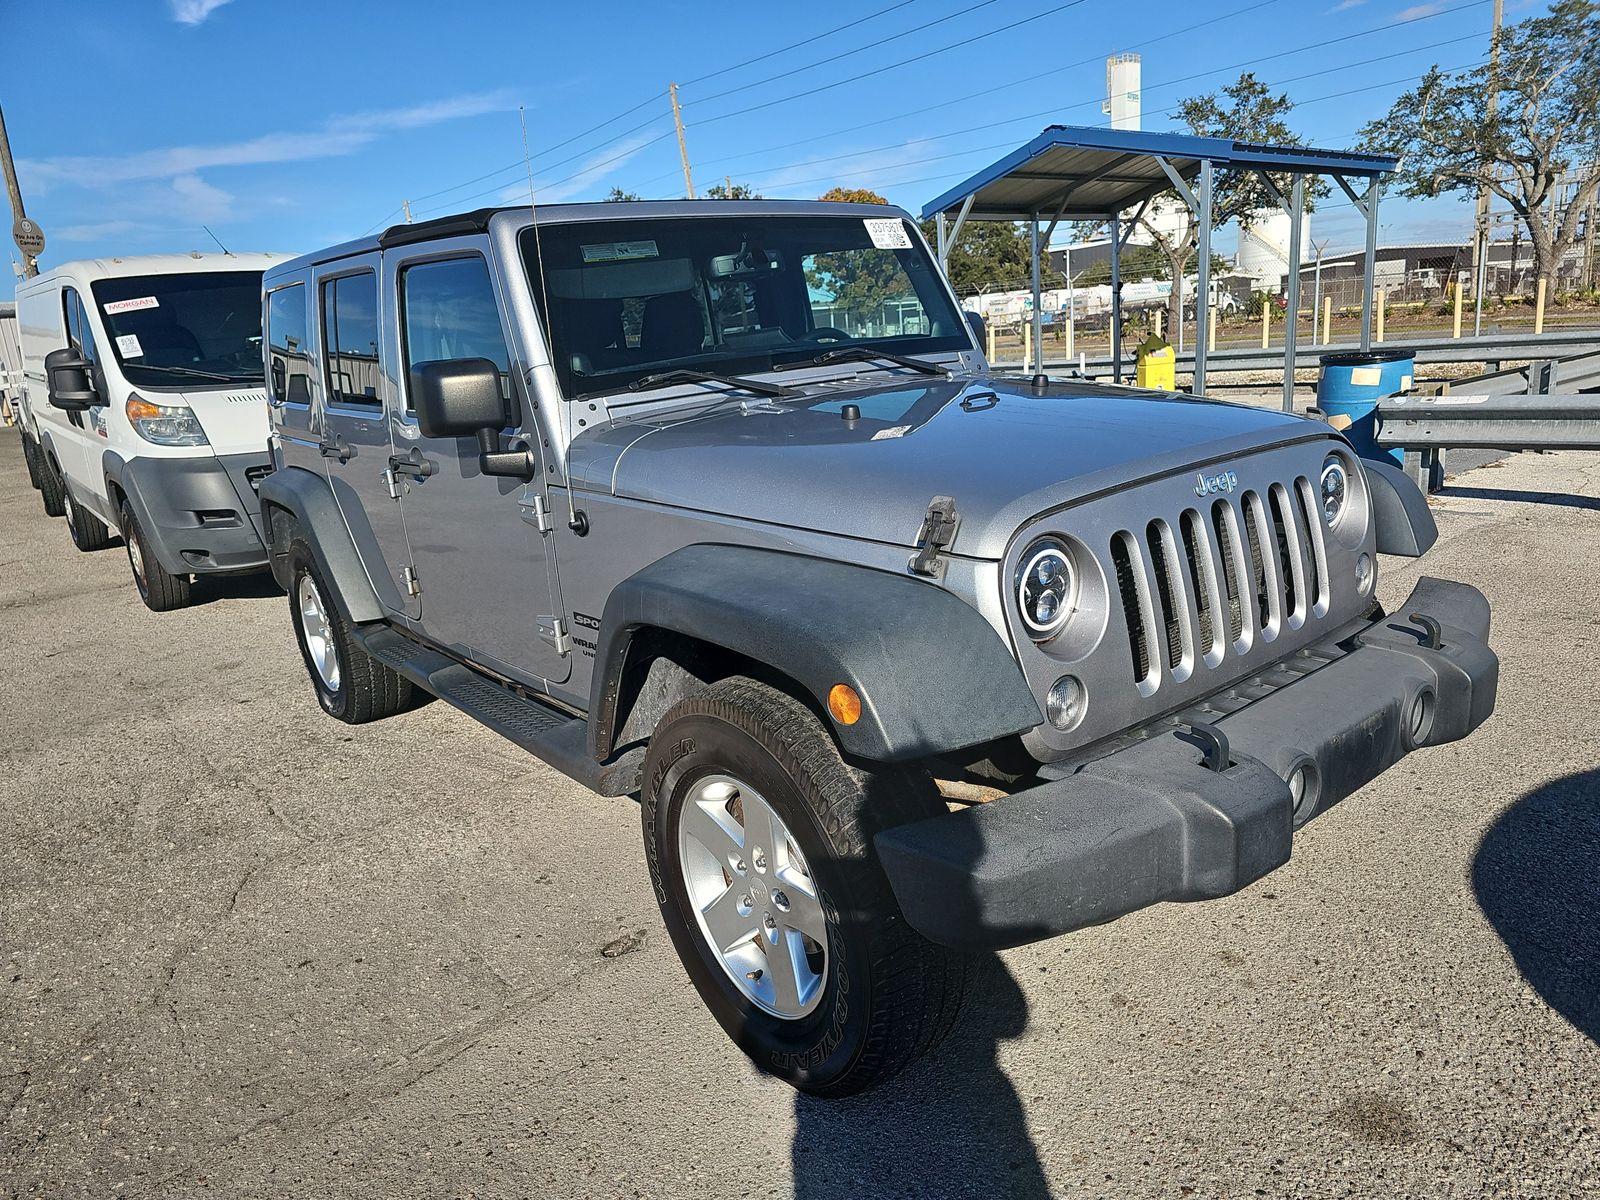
5;0;1524;272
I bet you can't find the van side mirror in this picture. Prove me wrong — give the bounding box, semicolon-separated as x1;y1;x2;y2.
964;310;987;346
410;358;536;480
45;348;99;411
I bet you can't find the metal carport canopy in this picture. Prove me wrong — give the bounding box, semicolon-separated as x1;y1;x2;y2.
921;124;1397;402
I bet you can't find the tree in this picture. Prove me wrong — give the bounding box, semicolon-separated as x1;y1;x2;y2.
1360;0;1600;289
915;217;1040;296
818;186;890;205
705;181;762;199
604;187;642;202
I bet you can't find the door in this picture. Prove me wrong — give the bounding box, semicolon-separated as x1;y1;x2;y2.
54;287;102;495
313;256;418;618
386;240;569;686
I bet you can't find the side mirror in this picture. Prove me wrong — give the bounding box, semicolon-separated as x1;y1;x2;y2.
45;348;99;411
410;357;535;480
964;310;987;347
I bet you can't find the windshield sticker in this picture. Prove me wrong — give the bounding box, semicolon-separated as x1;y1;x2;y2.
103;295;160;314
864;219;911;250
580;240;660;263
115;333;144;358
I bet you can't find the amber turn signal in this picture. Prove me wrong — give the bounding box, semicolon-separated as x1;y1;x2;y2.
125;395;164;422
827;683;862;726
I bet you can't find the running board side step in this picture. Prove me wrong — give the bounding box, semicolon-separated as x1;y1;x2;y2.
351;625;642;797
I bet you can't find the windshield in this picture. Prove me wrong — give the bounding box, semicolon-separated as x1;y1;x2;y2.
90;270;264;389
519;213;969;400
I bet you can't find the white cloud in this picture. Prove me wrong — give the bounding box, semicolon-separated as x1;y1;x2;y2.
750;138;948;200
1325;0;1366;11
169;173;234;222
56;220;146;242
19;91;515;193
169;0;233;24
1397;2;1444;18
499;132;661;205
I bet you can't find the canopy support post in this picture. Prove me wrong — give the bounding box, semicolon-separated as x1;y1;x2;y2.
1361;176;1380;351
1194;159;1213;397
1109;209;1122;383
936;213;948;274
1281;174;1304;412
1030;212;1043;373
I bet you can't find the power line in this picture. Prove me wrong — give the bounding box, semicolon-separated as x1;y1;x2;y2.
680;0;921;87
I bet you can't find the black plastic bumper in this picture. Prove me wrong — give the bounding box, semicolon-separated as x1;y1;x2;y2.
118;452;270;575
875;577;1498;951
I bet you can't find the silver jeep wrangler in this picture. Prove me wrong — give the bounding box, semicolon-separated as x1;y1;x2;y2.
258;201;1497;1096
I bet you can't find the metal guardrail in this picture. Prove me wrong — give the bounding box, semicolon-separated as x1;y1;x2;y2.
1009;327;1600;376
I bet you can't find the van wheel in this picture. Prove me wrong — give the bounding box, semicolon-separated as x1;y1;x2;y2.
21;432;45;491
641;677;976;1097
120;499;192;611
64;486;112;552
38;452;66;518
286;539;411;723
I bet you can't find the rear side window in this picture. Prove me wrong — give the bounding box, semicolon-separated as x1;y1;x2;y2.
266;283;311;406
321;272;380;408
62;287;99;364
399;256;511;411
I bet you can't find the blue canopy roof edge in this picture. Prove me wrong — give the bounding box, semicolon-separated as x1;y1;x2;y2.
920;124;1398;220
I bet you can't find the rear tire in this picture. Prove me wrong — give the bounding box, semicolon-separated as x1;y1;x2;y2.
120;499;192;611
37;450;66;518
64;486;112;552
641;677;976;1097
21;432;45;491
286;537;411;723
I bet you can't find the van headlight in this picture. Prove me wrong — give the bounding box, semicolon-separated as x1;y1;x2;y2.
1016;539;1073;640
126;394;209;447
1320;455;1348;526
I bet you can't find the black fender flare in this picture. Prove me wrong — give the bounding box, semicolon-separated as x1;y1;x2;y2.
257;465;384;623
99;448;165;564
1362;457;1438;557
590;544;1043;764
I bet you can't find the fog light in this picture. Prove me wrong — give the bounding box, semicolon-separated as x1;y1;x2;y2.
1286;758;1320;826
1409;688;1435;744
1355;552;1373;592
1046;675;1085;731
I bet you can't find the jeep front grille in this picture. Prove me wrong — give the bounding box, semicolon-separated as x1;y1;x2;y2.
1111;476;1330;695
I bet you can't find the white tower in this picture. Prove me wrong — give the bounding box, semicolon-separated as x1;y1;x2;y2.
1103;54;1141;131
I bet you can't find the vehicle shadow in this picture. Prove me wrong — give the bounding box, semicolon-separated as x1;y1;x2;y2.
188;569;283;606
1438;485;1600;512
791;954;1050;1200
1471;767;1600;1044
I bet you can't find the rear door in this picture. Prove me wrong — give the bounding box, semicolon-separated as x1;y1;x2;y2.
312;255;419;618
385;237;568;686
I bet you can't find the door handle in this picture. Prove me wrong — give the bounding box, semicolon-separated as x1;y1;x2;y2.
318;432;352;460
387;447;436;480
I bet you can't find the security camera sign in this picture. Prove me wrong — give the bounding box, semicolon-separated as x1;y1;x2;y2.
12;217;44;258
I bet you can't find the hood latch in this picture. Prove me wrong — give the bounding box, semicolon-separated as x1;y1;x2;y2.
908;496;960;579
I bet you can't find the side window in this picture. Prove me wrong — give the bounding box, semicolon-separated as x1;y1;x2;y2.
321;271;380;408
399;255;511;411
266;283;311;406
63;288;99;363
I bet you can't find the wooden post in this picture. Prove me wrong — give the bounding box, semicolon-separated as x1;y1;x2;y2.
1322;295;1332;345
1534;276;1547;334
1261;299;1270;349
1452;277;1464;339
1375;287;1385;343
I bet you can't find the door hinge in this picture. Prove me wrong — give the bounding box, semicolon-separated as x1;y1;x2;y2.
907;495;960;579
402;564;421;597
383;467;401;501
537;615;572;656
520;493;553;533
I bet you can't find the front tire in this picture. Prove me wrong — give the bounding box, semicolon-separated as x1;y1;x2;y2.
641;677;975;1097
120;499;192;611
286;538;411;723
64;486;112;552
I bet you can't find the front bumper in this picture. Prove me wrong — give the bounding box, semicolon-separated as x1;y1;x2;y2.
876;577;1497;951
118;451;271;575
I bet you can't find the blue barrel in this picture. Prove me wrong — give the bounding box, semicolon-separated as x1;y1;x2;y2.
1316;350;1414;466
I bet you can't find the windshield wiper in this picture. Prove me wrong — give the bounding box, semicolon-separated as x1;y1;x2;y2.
619;368;797;399
127;363;252;384
776;346;950;378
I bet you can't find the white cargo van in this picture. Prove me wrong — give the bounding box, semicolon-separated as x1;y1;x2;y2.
18;253;283;609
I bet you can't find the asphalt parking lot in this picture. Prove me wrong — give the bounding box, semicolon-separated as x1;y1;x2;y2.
2;424;1597;1199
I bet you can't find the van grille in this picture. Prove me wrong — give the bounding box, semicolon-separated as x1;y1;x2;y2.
1111;476;1329;692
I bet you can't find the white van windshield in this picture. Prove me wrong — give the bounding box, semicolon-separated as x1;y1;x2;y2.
90;271;264;389
519;214;968;400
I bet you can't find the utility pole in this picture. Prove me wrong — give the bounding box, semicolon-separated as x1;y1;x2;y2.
0;101;40;277
1470;0;1504;287
669;83;695;200
402;198;413;224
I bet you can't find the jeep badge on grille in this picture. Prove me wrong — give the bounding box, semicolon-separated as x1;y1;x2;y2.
1194;469;1239;497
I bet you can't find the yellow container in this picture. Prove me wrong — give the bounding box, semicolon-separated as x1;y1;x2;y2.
1135;333;1175;391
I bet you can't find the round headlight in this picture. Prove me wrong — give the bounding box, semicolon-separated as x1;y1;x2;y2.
1320;455;1348;526
1017;540;1073;640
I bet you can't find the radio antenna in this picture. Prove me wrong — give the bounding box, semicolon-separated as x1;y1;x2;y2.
202;225;232;256
520;104;579;530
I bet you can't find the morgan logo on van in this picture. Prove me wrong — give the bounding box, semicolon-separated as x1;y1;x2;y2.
1194;469;1239;497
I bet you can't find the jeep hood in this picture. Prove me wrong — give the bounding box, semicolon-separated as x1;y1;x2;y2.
567;375;1329;560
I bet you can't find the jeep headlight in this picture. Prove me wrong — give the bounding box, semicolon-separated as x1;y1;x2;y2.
126;394;209;447
1319;455;1348;526
1016;539;1073;640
